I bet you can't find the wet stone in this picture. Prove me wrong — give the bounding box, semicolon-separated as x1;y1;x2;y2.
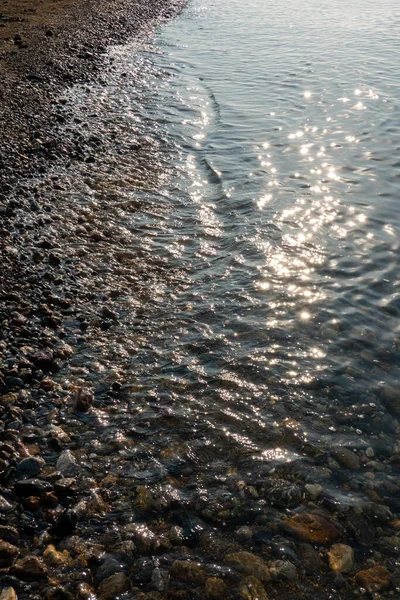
238;575;269;600
297;543;325;573
0;588;17;600
97;572;130;600
224;552;270;583
331;447;360;470
14;478;53;497
355;566;391;593
345;513;375;546
170;560;207;584
12;555;47;580
56;450;78;476
43;544;72;567
0;526;19;544
328;544;354;573
305;483;323;500
205;577;227;598
0;495;14;513
16;456;45;477
268;560;297;581
280;512;340;545
0;542;19;568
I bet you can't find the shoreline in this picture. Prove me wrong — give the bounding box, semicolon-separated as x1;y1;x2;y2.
1;1;399;600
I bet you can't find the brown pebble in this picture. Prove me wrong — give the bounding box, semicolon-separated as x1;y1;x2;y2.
280;512;340;545
355;565;391;593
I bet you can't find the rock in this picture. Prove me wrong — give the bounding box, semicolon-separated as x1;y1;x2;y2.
205;577;227;598
24;496;40;512
268;560;297;581
0;542;19;568
170;560;207;584
0;588;17;600
12;555;47;580
43;544;72;567
0;526;19;544
280;513;340;545
265;479;302;507
95;554;130;583
0;393;18;406
97;573;130;600
377;535;400;557
72;387;94;412
16;456;45;478
391;569;400;592
0;495;14;513
297;543;325;572
224;552;270;583
381;385;400;416
51;509;78;538
77;583;96;599
331;447;360;470
238;576;269;600
14;478;53;497
345;513;375;546
305;483;323;500
355;566;390;593
328;544;354;573
56;450;78;476
45;587;74;600
4;377;24;389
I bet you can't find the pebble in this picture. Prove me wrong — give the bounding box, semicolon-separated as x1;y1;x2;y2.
328;544;354;573
170;560;207;584
14;478;53;497
205;577;227;598
0;495;14;513
16;456;45;477
268;560;297;581
43;544;72;567
280;512;340;545
72;387;94;412
0;542;19;568
238;575;269;600
56;450;78;476
0;588;17;600
12;555;47;580
297;543;325;572
355;565;391;593
331;447;360;470
224;552;270;583
97;573;130;600
305;483;323;500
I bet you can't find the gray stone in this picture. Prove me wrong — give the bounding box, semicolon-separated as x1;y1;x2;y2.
56;450;78;476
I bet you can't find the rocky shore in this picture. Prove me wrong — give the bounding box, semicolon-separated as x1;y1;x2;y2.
1;1;400;599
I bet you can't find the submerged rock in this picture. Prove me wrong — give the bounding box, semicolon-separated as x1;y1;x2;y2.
280;512;340;545
238;576;269;600
97;573;130;600
170;560;207;584
328;544;354;573
12;555;47;580
355;566;391;593
224;552;270;583
205;577;227;598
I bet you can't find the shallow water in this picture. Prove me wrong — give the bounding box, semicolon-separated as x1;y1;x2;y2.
38;0;400;587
